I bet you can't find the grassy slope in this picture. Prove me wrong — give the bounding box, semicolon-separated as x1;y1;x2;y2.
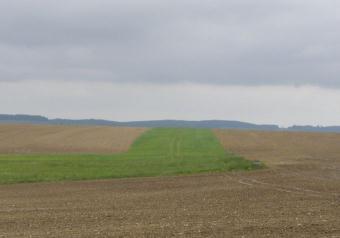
0;128;259;184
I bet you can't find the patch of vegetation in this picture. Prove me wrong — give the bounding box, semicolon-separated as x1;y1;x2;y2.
0;128;262;184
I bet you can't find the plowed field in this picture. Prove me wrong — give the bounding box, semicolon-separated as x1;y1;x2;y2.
0;124;146;154
0;129;339;237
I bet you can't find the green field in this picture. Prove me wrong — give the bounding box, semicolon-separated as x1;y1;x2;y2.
0;128;261;184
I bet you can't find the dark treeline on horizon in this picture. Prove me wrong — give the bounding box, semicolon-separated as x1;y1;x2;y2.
1;114;340;133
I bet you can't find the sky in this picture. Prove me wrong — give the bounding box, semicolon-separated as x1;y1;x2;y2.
1;0;340;126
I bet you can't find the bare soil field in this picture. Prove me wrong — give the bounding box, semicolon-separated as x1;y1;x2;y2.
214;129;340;166
0;130;339;237
0;124;146;154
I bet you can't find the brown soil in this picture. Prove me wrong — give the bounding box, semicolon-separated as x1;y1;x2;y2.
0;130;339;237
0;124;146;154
214;129;340;166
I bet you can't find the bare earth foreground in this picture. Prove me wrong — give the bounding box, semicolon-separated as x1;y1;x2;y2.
0;124;146;154
1;130;340;237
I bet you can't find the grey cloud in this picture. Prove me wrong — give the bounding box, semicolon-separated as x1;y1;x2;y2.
0;0;340;87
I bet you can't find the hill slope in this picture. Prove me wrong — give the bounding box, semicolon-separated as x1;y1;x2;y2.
1;114;340;132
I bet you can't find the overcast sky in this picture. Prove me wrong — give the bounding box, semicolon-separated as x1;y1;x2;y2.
1;0;340;126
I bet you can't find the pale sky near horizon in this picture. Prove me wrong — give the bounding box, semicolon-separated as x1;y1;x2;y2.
1;0;340;126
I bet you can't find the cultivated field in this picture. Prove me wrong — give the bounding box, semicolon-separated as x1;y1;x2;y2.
0;124;146;154
214;129;340;166
0;128;256;184
0;129;339;237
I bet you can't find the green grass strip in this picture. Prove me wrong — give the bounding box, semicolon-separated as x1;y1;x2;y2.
0;128;262;184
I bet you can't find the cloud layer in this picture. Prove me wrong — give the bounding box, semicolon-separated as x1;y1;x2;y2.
1;0;340;87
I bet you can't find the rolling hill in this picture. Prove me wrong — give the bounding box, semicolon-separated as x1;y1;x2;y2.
1;114;340;132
